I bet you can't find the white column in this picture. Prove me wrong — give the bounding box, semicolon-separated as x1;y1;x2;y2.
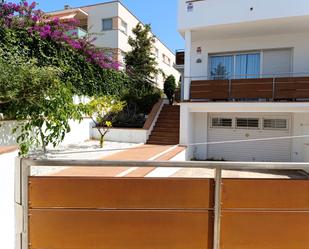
184;30;192;100
180;104;194;160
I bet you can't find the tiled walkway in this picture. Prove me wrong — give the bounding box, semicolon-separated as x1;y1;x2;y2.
0;146;18;155
53;144;185;177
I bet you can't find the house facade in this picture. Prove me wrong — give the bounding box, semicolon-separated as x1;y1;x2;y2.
49;1;180;89
177;0;309;162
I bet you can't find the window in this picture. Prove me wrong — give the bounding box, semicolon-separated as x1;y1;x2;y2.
120;20;127;34
155;48;159;58
102;18;113;31
212;117;233;128
209;53;260;79
163;54;171;66
236;118;259;129
210;55;234;79
263;119;288;130
120;51;126;64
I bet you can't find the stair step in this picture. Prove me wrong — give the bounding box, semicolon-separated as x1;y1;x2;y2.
147;141;178;145
147;139;179;145
152;128;179;133
150;132;179;138
146;105;180;145
149;134;179;141
157;117;180;124
155;124;180;129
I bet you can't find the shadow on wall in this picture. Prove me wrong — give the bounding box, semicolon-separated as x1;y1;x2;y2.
0;119;93;147
0;120;19;146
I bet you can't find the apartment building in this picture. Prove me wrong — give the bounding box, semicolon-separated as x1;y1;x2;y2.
48;1;180;88
176;0;309;162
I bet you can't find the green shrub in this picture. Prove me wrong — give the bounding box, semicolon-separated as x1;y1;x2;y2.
164;75;177;105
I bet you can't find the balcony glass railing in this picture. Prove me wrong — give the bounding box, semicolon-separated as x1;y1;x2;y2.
67;27;87;38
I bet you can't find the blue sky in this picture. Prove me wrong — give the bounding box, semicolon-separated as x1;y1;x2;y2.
10;0;184;51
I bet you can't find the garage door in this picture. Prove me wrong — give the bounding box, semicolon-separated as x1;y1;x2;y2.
208;114;291;162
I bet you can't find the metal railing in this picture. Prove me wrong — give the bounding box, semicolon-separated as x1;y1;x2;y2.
16;157;309;249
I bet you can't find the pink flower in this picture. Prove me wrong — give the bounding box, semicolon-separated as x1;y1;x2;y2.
29;2;36;9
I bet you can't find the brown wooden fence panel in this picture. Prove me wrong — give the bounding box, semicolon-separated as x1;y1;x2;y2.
220;211;309;249
231;78;273;99
29;177;214;209
275;77;309;99
221;179;309;209
29;209;213;249
190;80;229;100
220;179;309;249
29;177;214;249
28;175;309;249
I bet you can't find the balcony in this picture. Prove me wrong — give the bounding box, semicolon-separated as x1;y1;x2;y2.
175;49;185;66
67;27;87;38
189;74;309;102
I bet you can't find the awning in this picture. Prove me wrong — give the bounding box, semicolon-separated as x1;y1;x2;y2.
50;8;88;20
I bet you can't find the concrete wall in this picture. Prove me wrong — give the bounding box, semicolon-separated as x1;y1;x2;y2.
62;119;93;145
83;2;180;89
91;127;147;144
178;0;309;32
84;2;119;49
292;113;309;162
189;32;309;79
0;119;93;147
0;150;18;249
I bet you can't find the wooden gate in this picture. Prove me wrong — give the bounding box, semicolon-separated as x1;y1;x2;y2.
17;159;309;249
28;177;215;249
220;179;309;249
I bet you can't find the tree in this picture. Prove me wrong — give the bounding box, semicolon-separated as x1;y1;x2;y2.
0;49;83;155
125;23;158;82
211;63;229;80
85;96;125;148
0;1;129;155
110;23;162;129
164;75;177;105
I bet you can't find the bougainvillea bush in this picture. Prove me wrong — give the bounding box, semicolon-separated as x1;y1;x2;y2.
0;1;130;96
0;1;129;154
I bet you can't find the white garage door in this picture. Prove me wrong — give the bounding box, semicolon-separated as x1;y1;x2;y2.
208;114;291;162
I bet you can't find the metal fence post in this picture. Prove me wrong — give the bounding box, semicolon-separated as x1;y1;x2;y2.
228;79;232;100
272;76;276;101
20;158;30;249
213;168;222;249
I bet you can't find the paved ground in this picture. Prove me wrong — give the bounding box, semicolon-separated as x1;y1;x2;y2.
51;144;185;177
0;146;17;155
26;140;307;179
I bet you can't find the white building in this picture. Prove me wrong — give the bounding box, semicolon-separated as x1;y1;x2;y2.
177;0;309;162
48;1;180;89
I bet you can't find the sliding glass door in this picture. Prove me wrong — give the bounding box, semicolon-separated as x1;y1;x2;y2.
210;53;261;79
210;55;234;79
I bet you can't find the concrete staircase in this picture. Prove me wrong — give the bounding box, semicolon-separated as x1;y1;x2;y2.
147;105;180;145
